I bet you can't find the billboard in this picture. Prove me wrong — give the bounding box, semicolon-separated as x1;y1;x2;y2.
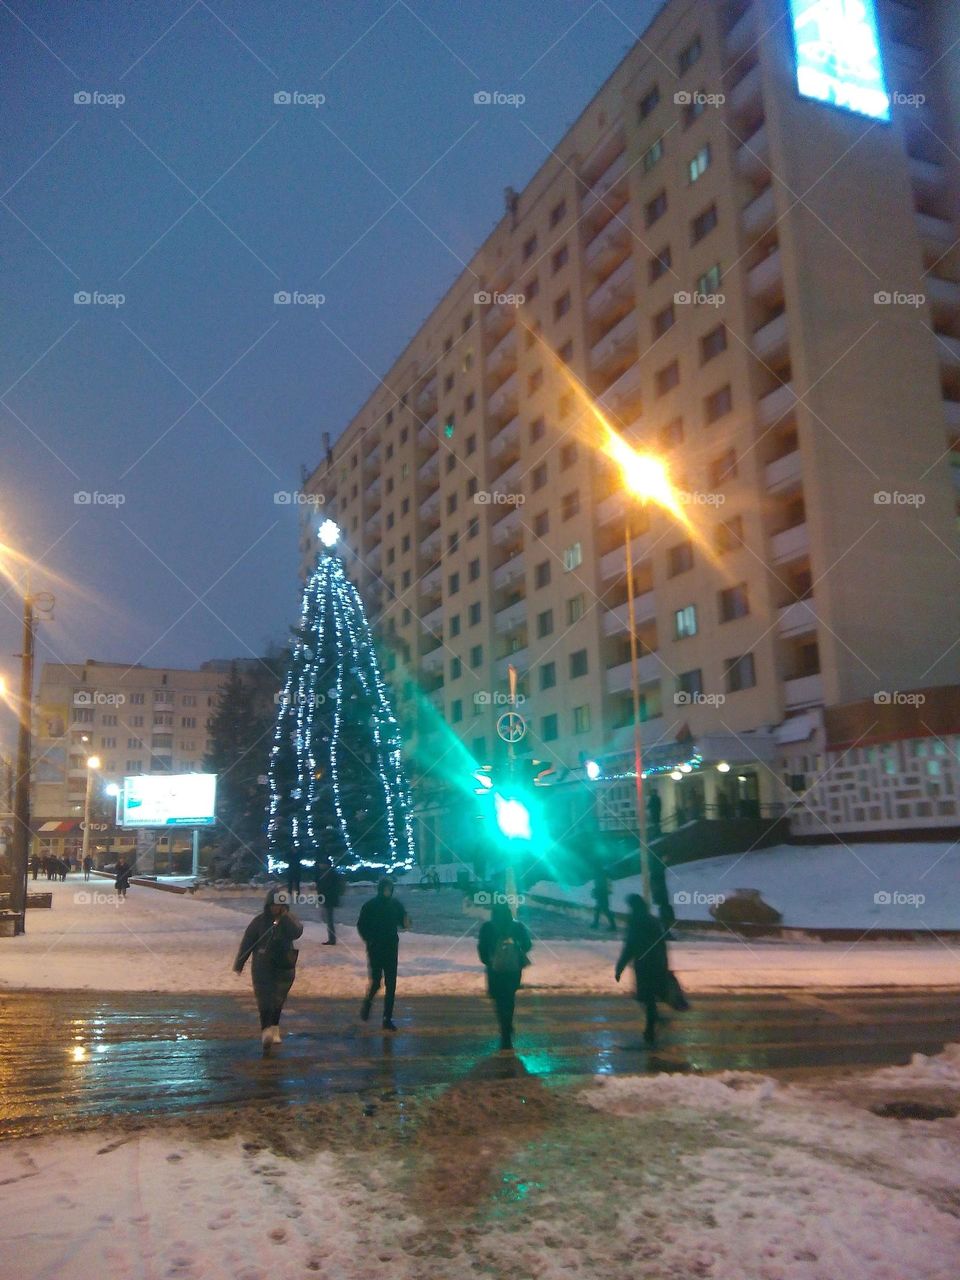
120;773;217;828
789;0;890;122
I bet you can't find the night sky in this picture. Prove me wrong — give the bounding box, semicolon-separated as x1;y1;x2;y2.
1;0;661;744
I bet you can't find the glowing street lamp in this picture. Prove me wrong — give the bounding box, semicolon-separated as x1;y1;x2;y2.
318;519;341;549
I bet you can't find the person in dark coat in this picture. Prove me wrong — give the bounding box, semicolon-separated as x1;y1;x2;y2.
82;854;93;882
477;902;532;1051
114;857;132;899
357;878;410;1031
646;788;662;839
590;864;617;931
30;855;39;881
233;888;303;1054
315;855;344;945
615;893;670;1046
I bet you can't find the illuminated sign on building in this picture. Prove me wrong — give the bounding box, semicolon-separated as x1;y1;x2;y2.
789;0;891;122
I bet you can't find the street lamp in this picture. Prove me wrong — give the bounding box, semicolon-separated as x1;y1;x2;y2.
81;756;102;872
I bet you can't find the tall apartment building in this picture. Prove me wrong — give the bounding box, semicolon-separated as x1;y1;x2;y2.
302;0;960;857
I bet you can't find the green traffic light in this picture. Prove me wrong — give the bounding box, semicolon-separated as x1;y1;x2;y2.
494;793;532;840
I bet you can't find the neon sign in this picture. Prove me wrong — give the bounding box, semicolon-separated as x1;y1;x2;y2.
789;0;891;122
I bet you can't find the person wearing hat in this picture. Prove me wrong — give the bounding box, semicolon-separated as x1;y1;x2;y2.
356;877;411;1031
233;888;303;1055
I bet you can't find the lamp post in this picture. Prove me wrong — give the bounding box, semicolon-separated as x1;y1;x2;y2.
81;756;102;871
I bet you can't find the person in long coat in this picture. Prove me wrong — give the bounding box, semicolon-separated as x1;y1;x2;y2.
234;888;303;1055
477;902;532;1051
615;893;670;1046
114;858;132;898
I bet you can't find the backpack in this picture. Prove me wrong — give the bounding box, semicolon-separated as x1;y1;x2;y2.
491;932;523;974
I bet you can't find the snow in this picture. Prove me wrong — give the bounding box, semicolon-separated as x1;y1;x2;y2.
528;838;960;930
3;1047;959;1280
2;877;958;995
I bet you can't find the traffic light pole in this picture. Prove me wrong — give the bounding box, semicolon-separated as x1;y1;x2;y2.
9;586;37;933
625;520;652;907
504;663;518;911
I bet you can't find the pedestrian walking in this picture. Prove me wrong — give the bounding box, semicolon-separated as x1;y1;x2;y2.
646;788;662;839
357;878;410;1031
83;854;93;882
30;855;39;881
114;857;132;899
477;902;532;1051
590;863;617;931
615;893;687;1047
233;888;303;1055
315;855;343;945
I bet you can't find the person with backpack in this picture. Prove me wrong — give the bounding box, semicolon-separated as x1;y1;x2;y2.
233;888;303;1055
356;878;411;1031
477;901;532;1051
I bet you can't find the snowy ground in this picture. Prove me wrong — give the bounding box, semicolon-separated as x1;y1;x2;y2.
3;1045;959;1280
2;877;958;996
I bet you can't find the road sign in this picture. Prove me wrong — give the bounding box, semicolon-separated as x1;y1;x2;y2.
497;711;526;744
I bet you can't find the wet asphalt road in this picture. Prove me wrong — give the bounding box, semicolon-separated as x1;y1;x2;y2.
3;987;959;1139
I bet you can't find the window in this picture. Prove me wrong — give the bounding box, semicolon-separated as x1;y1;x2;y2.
701;323;727;363
537;608;554;638
450;657;462;680
532;462;548;491
550;198;567;227
526;276;540;300
570;649;588;678
688;144;711;183
697;263;722;297
725;653;757;692
642;137;664;172
540;662;557;691
533;510;549;537
528;368;544;394
558;339;573;364
466;433;477;456
639;83;660;118
660;416;684;449
691;202;718;243
401;497;410;515
443;372;454;393
567;594;585;624
181;694;195;707
400;427;409;443
678;35;702;73
677;669;703;700
529;416;546;444
705;384;733;424
400;462;409;480
558;392;573;419
563;542;582;571
466;477;478;499
560;442;577;470
470;644;483;668
469;558;481;581
554;291;571;320
446;493;458;516
535;560;551;589
668;540;694;576
645;190;667;227
469;600;482;625
451;699;463;723
523;234;537;260
386;476;395;494
448;571;460;595
386;511;395;530
573;704;591;734
445;453;456;474
715;515;744;553
401;533;411;552
652;304;675;339
649;245;672;282
655;360;680;396
674;605;698;639
402;568;411;589
552;244;569;273
462;312;472;334
709;448;737;487
561;489;580;521
450;614;461;637
719;583;750;622
467;516;480;539
683;94;707;128
542;713;559;742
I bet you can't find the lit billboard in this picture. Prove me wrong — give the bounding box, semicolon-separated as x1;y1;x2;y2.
120;773;217;828
789;0;890;122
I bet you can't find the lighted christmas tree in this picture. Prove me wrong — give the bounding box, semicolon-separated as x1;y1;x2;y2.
268;520;416;880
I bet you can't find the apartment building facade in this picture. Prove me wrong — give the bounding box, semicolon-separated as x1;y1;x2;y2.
302;0;960;858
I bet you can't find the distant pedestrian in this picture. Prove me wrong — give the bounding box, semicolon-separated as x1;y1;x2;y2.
44;856;53;881
83;854;93;882
114;858;132;899
615;893;685;1047
477;902;532;1051
233;888;303;1055
357;878;410;1031
591;864;617;931
315;855;344;945
30;855;39;881
646;789;662;839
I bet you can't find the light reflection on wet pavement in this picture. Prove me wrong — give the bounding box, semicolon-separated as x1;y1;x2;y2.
2;988;958;1138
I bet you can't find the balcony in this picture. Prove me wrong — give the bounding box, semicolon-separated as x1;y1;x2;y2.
752;311;789;361
934;333;960;368
736;124;770;178
417;415;439;449
492;505;521;545
586;255;636;322
495;648;528;681
600;529;650;579
418;490;441;525
764;448;802;494
489;414;520;468
605;651;661;693
728;63;761;116
420;603;443;634
417;452;439;486
363;473;382;501
910;155;947;194
488;371;518;422
589;308;638;372
758;381;798;427
725;6;755;58
783;673;824;709
581;149;628;214
596;489;627;527
585;212;631;271
929;277;960;311
944;399;960;432
486;325;518;380
494;597;527;635
419;564;442;598
917;212;954;247
778;598;817;638
771;522;810;565
421;642;445;674
743;184;776;236
421;525;441;560
747;247;782;300
492;553;523;591
417;376;438;414
598;359;642;415
602;591;656;636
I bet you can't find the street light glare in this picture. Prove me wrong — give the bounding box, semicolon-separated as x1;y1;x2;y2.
86;755;101;770
318;519;340;548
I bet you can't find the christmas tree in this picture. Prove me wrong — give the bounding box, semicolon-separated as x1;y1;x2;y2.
268;520;415;881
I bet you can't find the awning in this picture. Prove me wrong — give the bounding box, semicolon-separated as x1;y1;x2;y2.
774;712;820;746
34;819;81;834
